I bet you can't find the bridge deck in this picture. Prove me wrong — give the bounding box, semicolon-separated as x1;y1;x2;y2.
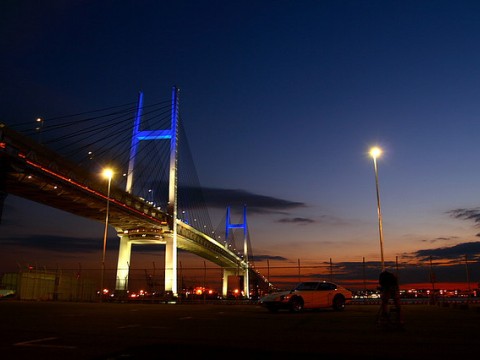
0;123;258;273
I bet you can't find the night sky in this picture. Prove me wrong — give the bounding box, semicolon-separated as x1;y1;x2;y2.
2;0;480;289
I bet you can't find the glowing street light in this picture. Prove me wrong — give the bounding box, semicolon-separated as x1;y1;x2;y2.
35;117;44;143
369;147;385;271
100;168;113;302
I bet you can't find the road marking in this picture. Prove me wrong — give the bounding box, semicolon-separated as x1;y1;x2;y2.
14;337;77;349
118;324;141;329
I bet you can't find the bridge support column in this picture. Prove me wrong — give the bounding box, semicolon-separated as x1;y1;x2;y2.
115;234;132;292
243;268;249;298
222;268;236;298
164;234;177;296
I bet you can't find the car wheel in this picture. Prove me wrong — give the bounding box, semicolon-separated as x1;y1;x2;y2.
332;295;346;311
289;297;304;313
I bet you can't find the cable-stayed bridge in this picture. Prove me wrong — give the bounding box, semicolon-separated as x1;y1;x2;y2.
0;87;269;298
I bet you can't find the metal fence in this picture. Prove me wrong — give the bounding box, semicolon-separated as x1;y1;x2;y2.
1;270;97;302
1;259;479;302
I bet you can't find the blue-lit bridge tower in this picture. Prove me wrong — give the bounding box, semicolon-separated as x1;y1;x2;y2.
115;89;252;298
115;87;180;295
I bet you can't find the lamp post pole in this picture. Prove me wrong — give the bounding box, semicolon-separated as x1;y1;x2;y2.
370;147;385;271
100;169;113;302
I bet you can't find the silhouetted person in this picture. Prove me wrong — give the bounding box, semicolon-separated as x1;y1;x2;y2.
378;270;403;326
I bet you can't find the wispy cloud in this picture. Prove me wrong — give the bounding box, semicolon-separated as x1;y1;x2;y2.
421;236;459;243
250;254;288;261
413;241;480;261
448;208;480;225
276;217;315;224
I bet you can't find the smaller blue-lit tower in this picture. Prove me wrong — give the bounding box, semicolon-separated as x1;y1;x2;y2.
224;205;249;298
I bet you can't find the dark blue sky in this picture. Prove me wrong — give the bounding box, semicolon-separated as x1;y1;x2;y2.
2;0;480;286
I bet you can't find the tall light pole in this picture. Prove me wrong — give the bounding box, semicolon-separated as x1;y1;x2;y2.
100;168;113;302
370;147;385;271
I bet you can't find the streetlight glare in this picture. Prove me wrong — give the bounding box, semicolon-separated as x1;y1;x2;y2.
102;168;114;179
100;167;113;302
370;147;382;159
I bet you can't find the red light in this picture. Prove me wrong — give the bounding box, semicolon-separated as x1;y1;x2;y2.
0;142;5;149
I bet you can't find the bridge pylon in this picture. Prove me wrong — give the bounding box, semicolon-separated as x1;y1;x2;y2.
223;205;250;298
115;86;179;296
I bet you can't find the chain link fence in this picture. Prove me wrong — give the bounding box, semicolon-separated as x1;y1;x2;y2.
1;258;479;301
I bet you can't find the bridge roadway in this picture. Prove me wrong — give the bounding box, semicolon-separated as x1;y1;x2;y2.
0;123;253;272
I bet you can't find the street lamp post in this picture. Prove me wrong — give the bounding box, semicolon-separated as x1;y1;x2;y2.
100;168;113;302
370;147;385;271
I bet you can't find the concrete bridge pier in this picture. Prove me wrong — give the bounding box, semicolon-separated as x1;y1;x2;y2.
222;268;235;298
164;233;177;296
115;232;178;297
115;234;132;293
222;267;249;298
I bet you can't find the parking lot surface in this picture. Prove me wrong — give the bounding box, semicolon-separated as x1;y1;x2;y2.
1;300;479;359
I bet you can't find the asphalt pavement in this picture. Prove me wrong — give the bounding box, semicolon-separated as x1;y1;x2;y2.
1;300;479;359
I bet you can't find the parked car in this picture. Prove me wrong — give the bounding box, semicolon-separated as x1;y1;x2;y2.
259;281;352;313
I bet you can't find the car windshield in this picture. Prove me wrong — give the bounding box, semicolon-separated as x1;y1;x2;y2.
294;282;319;291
